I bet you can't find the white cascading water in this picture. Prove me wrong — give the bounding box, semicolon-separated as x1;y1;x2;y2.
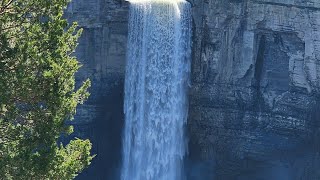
121;0;191;180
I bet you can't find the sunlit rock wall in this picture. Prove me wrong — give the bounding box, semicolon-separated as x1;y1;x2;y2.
66;0;320;179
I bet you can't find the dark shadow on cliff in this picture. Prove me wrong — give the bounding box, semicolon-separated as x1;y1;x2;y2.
75;77;124;180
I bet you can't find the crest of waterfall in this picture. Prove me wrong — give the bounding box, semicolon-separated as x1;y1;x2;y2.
121;1;191;180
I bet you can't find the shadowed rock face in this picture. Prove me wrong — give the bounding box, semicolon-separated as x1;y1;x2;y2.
64;0;128;179
65;0;320;179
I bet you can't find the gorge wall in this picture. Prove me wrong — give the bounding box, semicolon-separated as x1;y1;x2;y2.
65;0;320;179
65;0;128;179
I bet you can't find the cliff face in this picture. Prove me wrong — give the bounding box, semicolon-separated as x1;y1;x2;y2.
65;0;320;179
188;0;320;179
64;0;128;179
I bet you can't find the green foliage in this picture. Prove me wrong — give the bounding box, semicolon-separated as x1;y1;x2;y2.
0;0;94;179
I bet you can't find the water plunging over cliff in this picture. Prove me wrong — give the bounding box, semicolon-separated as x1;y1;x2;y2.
121;0;191;179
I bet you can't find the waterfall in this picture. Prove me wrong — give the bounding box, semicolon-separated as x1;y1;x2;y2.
121;0;191;180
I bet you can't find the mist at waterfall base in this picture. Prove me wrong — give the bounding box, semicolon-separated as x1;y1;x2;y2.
121;0;191;180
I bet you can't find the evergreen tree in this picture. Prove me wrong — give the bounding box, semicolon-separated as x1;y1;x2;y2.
0;0;94;179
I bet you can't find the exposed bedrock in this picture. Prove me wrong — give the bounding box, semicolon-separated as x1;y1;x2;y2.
65;0;320;179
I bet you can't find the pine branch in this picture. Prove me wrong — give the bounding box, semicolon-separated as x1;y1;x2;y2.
0;0;13;15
